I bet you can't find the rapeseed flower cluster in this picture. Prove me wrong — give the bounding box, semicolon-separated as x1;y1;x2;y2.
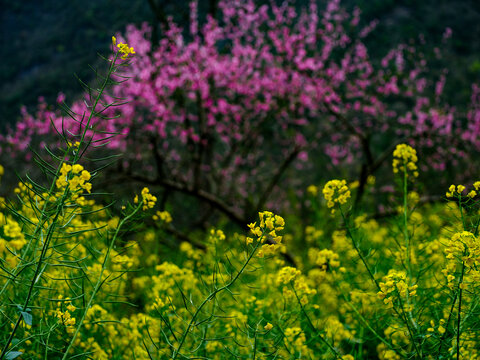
55;163;92;204
376;326;411;359
134;187;157;210
322;179;351;213
446;182;480;198
442;231;480;290
2;217;26;252
306;184;318;196
378;270;418;307
283;327;311;357
324;316;356;344
264;322;273;331
67;140;81;149
276;266;301;285
152;210;172;223
308;248;341;271
247;211;285;257
112;36;135;60
209;228;226;242
305;226;323;244
427;319;446;335
276;266;316;305
55;297;76;334
445;184;466;198
392;143;419;178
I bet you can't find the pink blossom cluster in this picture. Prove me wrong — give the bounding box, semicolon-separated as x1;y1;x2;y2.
2;0;479;214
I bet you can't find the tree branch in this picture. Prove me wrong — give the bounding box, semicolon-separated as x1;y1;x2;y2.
125;174;247;227
255;146;301;214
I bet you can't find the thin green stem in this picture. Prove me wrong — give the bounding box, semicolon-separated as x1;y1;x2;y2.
401;170;419;334
0;52;121;359
458;195;466;231
438;197;468;357
395;286;421;358
403;170;411;279
456;263;465;360
60;200;143;360
0;151;69;298
455;197;466;360
171;237;263;359
333;276;402;357
291;285;340;359
72;53;119;165
252;327;257;360
437;289;458;356
340;208;380;292
0;189;70;359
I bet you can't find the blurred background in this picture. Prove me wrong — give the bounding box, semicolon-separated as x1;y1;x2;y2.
2;0;480;129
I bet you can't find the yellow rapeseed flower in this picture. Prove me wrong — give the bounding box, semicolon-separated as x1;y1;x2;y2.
392;143;419;178
135;187;157;210
264;322;273;331
446;184;467;198
112;36;135;60
153;210;172;223
306;185;318;196
322;179;351;213
55;163;93;198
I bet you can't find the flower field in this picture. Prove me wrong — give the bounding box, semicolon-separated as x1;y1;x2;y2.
1;1;480;359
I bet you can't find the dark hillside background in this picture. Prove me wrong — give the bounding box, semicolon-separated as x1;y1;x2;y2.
1;0;480;128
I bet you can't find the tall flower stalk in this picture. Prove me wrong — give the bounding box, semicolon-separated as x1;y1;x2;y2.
0;37;136;359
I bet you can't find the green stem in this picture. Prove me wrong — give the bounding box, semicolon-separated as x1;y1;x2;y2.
456;263;465;360
402;170;418;333
340;208;380;292
72;53;119;164
0;189;70;359
455;197;467;360
60;200;143;360
438;197;468;357
0;151;69;298
403;170;411;279
171;237;263;359
252;327;257;360
291;285;340;359
395;286;420;358
333;276;402;357
458;195;466;230
0;52;121;359
437;289;458;356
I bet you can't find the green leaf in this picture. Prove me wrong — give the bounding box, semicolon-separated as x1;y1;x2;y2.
20;311;32;326
5;351;23;360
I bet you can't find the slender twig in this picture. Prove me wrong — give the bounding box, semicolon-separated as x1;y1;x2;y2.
1;51;122;359
395;285;421;358
255;147;300;214
403;170;412;284
171;236;264;359
291;285;340;358
332;276;403;357
60;201;143;359
340;207;380;292
456;263;465;360
126;174;246;226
